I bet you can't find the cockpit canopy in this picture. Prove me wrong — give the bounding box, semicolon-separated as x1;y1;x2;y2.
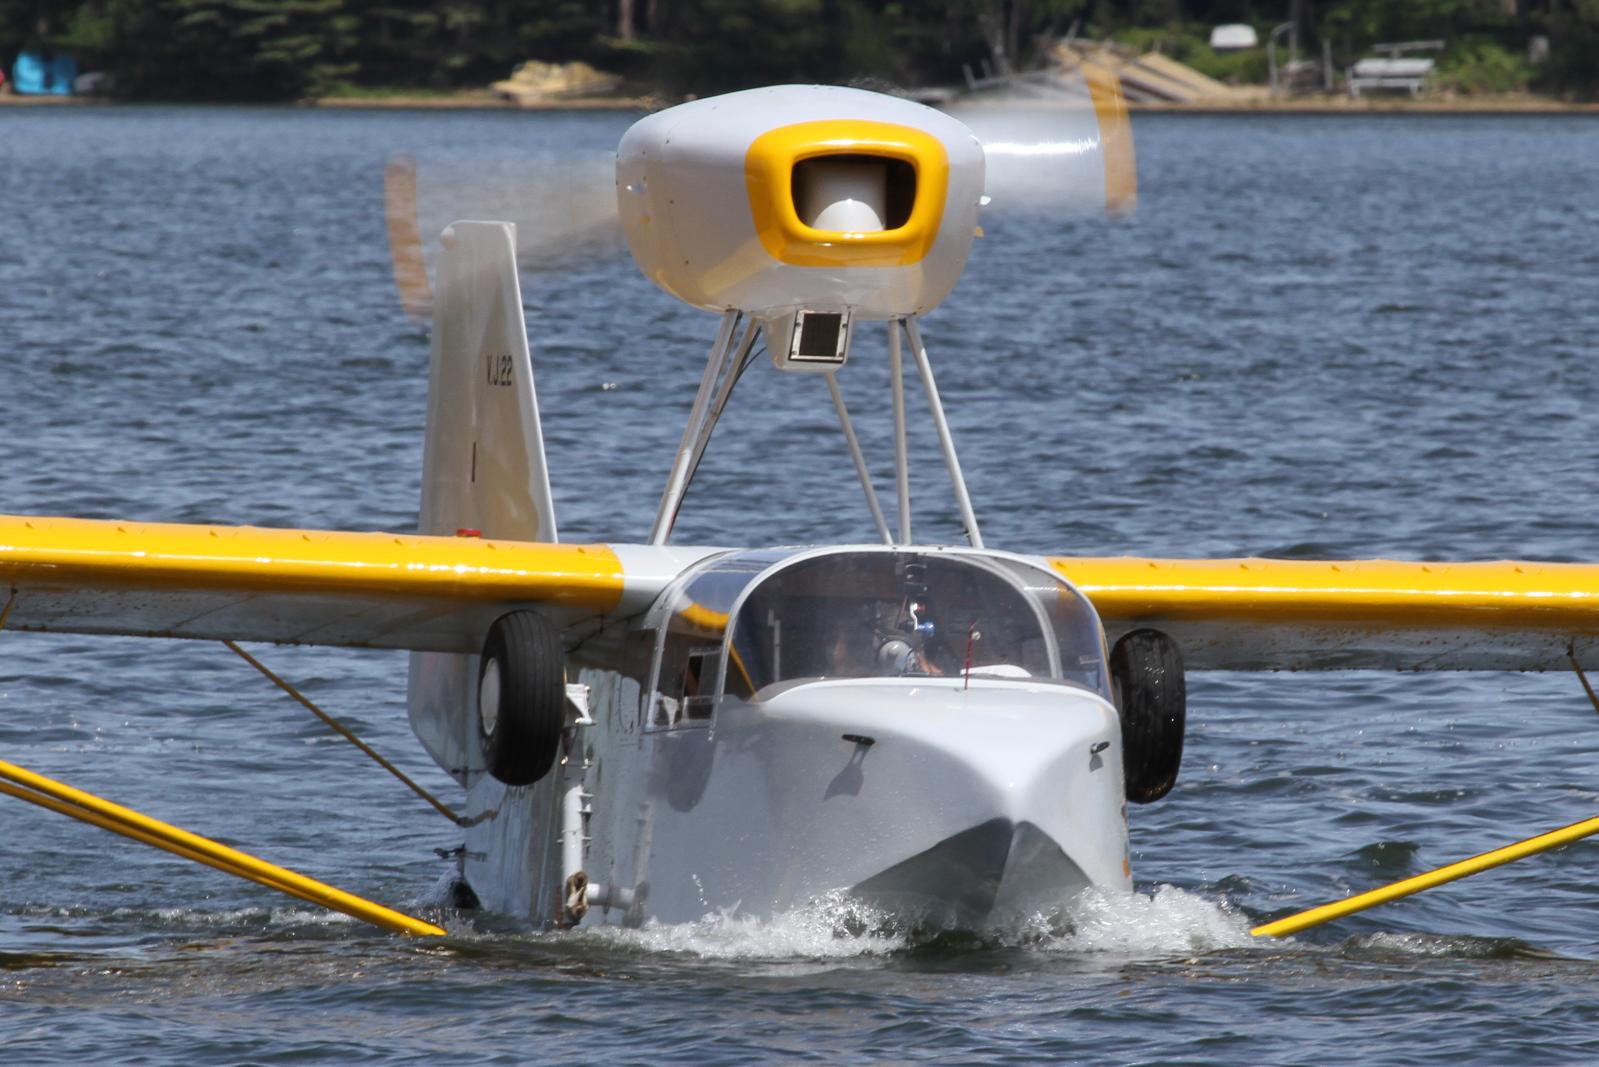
728;550;1107;696
645;548;1109;720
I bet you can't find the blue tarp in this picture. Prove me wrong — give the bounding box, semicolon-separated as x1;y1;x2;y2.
12;51;76;95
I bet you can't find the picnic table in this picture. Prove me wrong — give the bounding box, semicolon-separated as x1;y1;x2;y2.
1347;41;1443;98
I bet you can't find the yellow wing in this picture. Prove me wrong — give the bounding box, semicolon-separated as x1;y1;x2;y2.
1054;556;1599;671
6;514;1599;671
0;515;631;652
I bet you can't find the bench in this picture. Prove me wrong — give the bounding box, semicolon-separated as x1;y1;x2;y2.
1348;57;1435;97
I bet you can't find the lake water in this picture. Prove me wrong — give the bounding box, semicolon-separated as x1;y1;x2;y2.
2;103;1599;1064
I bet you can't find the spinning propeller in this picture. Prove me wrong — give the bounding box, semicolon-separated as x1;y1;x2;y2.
384;69;1137;324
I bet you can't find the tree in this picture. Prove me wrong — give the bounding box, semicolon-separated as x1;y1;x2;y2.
92;0;354;99
1;0;1593;100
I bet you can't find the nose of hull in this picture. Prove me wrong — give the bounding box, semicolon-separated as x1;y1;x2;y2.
643;678;1132;929
851;817;1087;930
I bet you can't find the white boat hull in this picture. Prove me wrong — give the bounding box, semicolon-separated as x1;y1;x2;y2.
462;673;1131;930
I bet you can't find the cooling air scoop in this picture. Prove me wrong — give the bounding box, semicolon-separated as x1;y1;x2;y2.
615;85;987;324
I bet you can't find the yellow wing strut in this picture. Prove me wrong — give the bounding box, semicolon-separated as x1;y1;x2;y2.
0;758;445;938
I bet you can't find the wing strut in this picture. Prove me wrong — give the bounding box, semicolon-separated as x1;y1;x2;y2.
1570;643;1599;717
0;757;445;937
225;640;463;826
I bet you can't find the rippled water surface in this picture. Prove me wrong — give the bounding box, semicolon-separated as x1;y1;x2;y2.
3;105;1599;1064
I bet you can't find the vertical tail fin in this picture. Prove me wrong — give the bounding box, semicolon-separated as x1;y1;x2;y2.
409;220;557;784
419;220;558;543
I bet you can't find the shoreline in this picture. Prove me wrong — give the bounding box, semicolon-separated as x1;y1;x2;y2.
2;88;1594;114
308;91;660;110
1130;92;1599;114
0;89;656;110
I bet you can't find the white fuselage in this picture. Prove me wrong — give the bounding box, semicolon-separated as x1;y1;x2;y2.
460;647;1131;930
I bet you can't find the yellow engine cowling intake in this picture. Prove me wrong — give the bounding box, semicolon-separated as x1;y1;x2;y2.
743;119;950;269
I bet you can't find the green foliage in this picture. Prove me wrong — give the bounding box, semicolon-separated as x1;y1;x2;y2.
1318;0;1512;49
646;0;838;92
1185;43;1264;84
1437;38;1530;95
56;4;116;54
1531;13;1599;100
83;0;359;99
0;0;1594;102
1110;22;1265;84
839;0;908;84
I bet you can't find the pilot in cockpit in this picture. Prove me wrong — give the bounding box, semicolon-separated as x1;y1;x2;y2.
872;600;944;676
809;558;1039;682
827;590;951;679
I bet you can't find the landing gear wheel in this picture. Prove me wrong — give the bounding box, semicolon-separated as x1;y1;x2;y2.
1110;628;1186;804
477;610;565;787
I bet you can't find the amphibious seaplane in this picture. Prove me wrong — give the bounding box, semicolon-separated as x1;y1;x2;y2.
4;81;1599;936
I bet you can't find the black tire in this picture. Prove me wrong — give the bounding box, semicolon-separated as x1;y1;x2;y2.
1110;628;1186;804
477;610;565;787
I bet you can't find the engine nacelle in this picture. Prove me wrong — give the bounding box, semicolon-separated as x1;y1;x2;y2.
616;85;985;323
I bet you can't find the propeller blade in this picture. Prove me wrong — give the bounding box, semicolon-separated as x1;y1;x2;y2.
383;154;433;323
383;149;624;322
948;62;1137;218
